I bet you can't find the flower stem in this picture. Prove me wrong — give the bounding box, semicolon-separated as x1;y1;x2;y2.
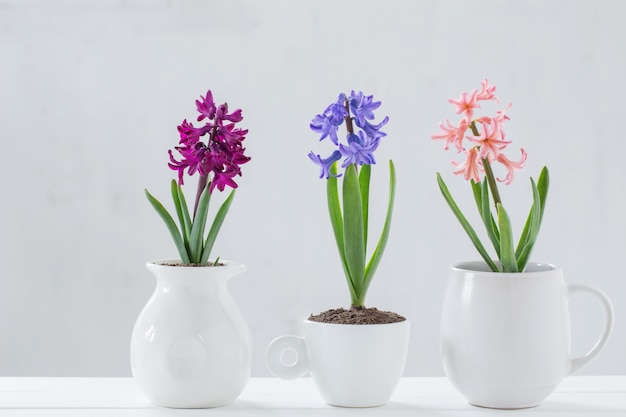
344;100;354;134
193;122;220;220
468;120;480;136
343;100;358;176
468;120;502;208
482;157;502;208
193;174;209;221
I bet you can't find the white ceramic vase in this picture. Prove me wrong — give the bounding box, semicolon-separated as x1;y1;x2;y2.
441;261;614;409
266;318;410;407
130;260;251;408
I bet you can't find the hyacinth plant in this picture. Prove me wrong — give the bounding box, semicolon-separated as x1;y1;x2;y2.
309;91;395;307
145;90;250;265
431;79;549;273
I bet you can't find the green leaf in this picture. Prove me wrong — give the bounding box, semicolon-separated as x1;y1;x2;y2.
327;164;357;302
536;166;550;221
343;164;366;305
497;203;518;272
436;173;499;272
515;178;542;271
363;160;396;302
145;189;190;264
515;167;549;270
470;179;483;213
188;182;212;264
471;178;501;246
171;180;192;249
359;164;371;250
481;179;501;258
200;189;235;265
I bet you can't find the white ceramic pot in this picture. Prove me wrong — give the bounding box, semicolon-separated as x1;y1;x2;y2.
441;261;614;409
266;318;410;407
130;260;251;408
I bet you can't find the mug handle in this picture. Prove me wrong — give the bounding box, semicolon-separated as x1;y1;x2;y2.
265;335;309;380
567;283;615;375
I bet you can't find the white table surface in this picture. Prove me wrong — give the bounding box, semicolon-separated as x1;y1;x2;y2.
0;376;624;416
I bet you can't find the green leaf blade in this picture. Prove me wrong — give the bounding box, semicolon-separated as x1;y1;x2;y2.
497;203;518;272
359;164;371;250
515;167;549;259
364;160;396;297
327;164;357;302
145;189;190;264
342;164;366;306
516;178;542;271
536;166;550;221
171;180;192;249
200;189;236;265
470;179;483;214
480;179;501;258
436;173;499;272
188;183;212;264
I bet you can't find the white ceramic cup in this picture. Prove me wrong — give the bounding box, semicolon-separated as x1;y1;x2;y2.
266;319;410;407
441;261;614;409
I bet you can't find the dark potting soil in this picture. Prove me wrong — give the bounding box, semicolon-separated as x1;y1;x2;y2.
159;262;225;267
308;307;406;325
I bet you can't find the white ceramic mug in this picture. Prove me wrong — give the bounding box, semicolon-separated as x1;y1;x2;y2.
266;319;410;407
441;261;614;409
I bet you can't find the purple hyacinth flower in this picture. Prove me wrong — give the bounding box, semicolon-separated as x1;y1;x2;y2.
309;91;388;178
210;169;239;193
324;93;349;125
169;90;250;191
310;114;340;145
348;91;381;127
168;145;202;185
177;119;211;146
196;90;216;121
308;150;342;179
311;97;348;145
339;131;380;167
215;103;243;123
355;115;389;140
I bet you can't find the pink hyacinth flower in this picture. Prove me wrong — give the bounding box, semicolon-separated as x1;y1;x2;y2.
476;78;498;102
448;89;480;123
467;120;511;161
452;147;482;183
496;148;527;185
493;102;512;139
431;118;468;152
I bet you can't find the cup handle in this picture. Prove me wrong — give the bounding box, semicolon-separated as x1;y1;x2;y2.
566;283;614;375
265;335;309;380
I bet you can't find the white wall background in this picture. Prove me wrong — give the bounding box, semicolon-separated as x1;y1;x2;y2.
1;0;624;377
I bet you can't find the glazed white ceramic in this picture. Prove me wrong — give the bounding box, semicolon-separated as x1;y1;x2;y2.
266;318;410;407
130;260;251;408
441;261;614;409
